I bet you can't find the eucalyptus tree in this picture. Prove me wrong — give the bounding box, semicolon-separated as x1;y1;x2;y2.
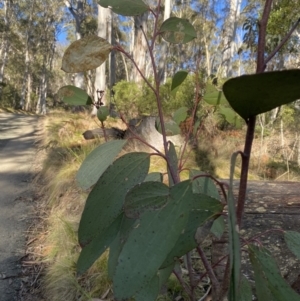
0;0;12;98
64;0;86;88
220;0;242;78
93;4;109;105
130;11;149;83
35;0;64;114
158;0;172;83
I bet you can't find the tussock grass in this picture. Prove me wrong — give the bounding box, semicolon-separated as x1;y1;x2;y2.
31;109;113;301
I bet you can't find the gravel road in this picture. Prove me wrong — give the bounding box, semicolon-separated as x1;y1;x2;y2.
0;113;39;301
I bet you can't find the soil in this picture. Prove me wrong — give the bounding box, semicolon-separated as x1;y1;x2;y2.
0;113;42;301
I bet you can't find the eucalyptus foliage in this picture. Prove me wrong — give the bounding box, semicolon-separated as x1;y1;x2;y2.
59;1;300;300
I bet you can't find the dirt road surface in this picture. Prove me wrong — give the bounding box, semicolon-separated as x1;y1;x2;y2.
0;113;39;301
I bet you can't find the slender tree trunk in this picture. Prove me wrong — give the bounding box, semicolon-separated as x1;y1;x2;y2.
220;0;242;78
65;0;85;88
94;4;108;107
25;72;32;111
0;0;11;98
20;46;30;109
131;12;149;83
108;9;116;91
158;0;172;83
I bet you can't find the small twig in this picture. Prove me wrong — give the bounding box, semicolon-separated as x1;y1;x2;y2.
186;252;196;300
197;246;220;293
100;121;108;142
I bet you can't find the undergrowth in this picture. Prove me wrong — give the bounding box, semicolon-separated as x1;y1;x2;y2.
30;108;300;301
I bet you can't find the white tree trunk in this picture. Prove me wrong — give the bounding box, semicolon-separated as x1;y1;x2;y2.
220;0;242;78
158;0;172;83
94;4;108;108
131;12;149;83
108;9;116;91
65;0;85;88
20;47;30;110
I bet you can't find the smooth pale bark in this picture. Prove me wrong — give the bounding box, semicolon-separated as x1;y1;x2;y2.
20;44;31;110
108;9;116;91
131;12;149;83
25;71;31;111
158;0;172;83
94;4;108;105
20;0;36;110
65;0;85;88
220;0;242;78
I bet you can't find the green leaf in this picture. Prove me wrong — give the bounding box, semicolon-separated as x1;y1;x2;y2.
144;172;163;182
155;118;181;136
97;106;109;122
98;0;149;16
173;106;188;125
160;17;197;44
284;231;300;260
203;84;227;105
77;213;123;275
237;275;253;301
171;71;189;96
223;70;300;120
124;181;169;218
249;247;274;301
161;188;223;268
218;106;243;128
228;152;241;301
167;142;178;186
134;275;160;301
76;140;126;190
62;35;112;73
190;170;220;200
108;216;137;280
78;152;150;247
210;215;225;239
249;245;300;301
113;181;191;299
135;263;174;301
58;85;93;106
158;264;175;288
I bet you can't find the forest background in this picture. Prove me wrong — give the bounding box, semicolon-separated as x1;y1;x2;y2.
1;0;300;300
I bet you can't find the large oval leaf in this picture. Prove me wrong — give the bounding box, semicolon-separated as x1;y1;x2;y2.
78;152;150;247
76;140;127;190
62;35;112;73
161;190;223;268
98;0;149;16
58;85;93;105
160;17;197;44
113;181;191;299
223;69;300;120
